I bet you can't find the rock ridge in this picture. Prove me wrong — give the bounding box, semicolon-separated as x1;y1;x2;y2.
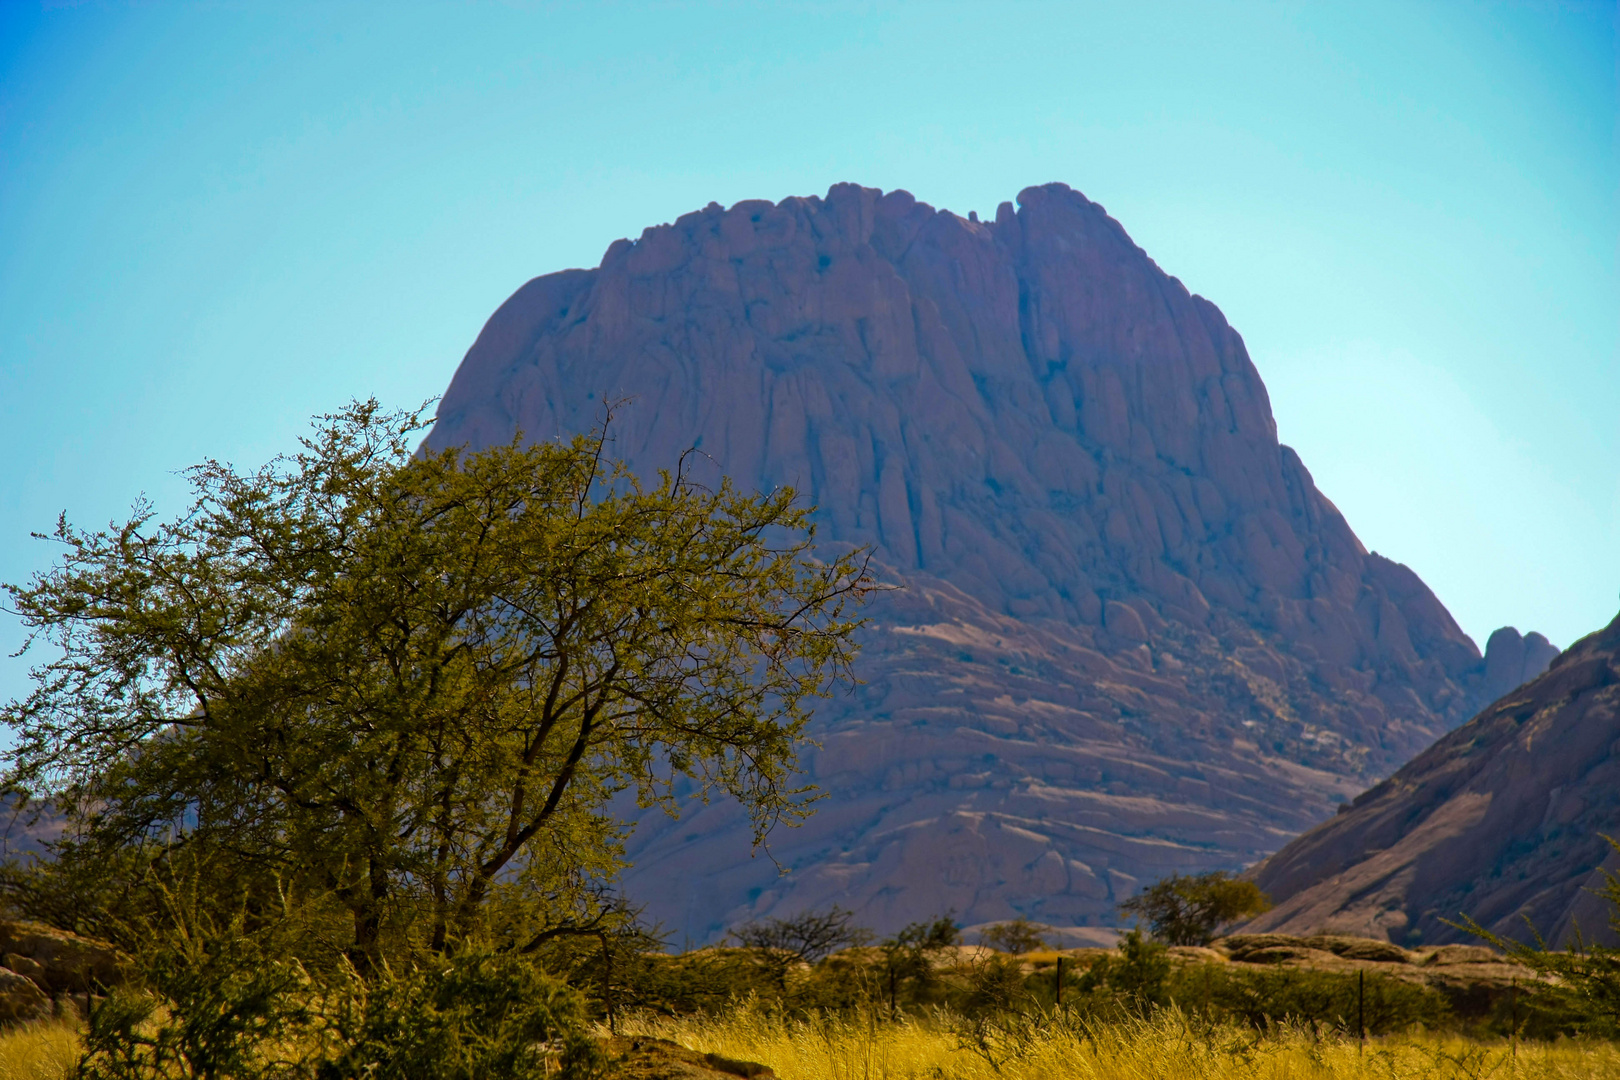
1245;611;1620;947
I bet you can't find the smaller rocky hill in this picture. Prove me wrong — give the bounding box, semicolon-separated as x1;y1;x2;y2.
1246;611;1620;947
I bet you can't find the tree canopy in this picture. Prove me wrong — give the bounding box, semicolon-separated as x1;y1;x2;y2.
1118;871;1272;947
1;401;872;970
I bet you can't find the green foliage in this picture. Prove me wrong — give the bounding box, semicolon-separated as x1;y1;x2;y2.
316;949;606;1080
75;922;320;1080
608;947;782;1016
878;913;960;1009
1074;928;1171;1015
962;953;1030;1015
75;939;604;1080
1455;835;1620;1038
980;916;1050;955
1170;963;1451;1036
2;400;871;970
1119;871;1272;946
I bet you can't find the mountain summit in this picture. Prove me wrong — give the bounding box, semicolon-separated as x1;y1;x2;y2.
427;183;1513;940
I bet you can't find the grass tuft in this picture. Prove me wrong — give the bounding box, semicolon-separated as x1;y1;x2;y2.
0;1020;80;1080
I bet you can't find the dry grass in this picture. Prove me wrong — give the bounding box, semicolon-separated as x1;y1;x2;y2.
0;1020;80;1080
620;1005;1620;1080
4;1007;1616;1079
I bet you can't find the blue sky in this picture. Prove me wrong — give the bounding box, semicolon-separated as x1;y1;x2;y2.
1;1;1615;706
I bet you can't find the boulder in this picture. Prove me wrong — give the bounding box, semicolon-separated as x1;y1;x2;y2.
1422;945;1500;967
0;969;49;1025
0;921;124;994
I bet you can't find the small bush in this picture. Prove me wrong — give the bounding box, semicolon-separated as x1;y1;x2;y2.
1171;963;1451;1036
74;937;605;1080
318;949;605;1080
1457;835;1620;1038
76;934;317;1080
1073;928;1171;1015
980;917;1049;955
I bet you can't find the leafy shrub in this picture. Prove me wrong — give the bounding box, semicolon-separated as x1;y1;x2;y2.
318;949;605;1080
1172;963;1451;1036
1119;871;1272;946
1073;928;1171;1015
609;947;784;1016
877;913;960;1009
1457;835;1620;1039
980;917;1049;954
75;936;605;1080
730;906;872;965
76;931;318;1080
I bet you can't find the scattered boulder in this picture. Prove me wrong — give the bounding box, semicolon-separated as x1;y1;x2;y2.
2;954;45;983
1217;934;1309;962
1305;936;1412;963
703;1053;775;1079
0;969;49;1025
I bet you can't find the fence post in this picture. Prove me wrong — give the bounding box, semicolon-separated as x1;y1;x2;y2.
1357;968;1365;1050
597;930;615;1036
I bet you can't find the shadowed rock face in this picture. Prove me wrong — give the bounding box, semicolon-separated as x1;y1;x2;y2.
426;182;1503;941
1246;612;1620;948
1483;626;1560;701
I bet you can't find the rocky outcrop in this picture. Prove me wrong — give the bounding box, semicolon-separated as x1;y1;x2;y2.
0;920;124;995
610;1036;779;1079
1482;627;1560;701
426;183;1514;941
1246;612;1620;947
0;921;124;1023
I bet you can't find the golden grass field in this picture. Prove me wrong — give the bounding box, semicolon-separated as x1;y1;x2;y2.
1;1009;1617;1079
622;1006;1620;1080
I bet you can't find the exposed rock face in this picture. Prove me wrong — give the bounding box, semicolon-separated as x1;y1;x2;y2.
0;920;125;994
1199;933;1530;1018
1482;626;1560;701
1245;612;1620;947
0;921;125;1024
426;183;1505;941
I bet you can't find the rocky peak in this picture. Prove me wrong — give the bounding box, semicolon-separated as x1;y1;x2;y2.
1482;626;1560;700
426;183;1525;939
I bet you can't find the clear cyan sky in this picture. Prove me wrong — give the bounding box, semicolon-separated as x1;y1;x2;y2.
1;1;1615;708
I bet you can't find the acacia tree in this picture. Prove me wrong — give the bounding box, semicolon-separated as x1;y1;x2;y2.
2;401;872;970
1118;871;1272;946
